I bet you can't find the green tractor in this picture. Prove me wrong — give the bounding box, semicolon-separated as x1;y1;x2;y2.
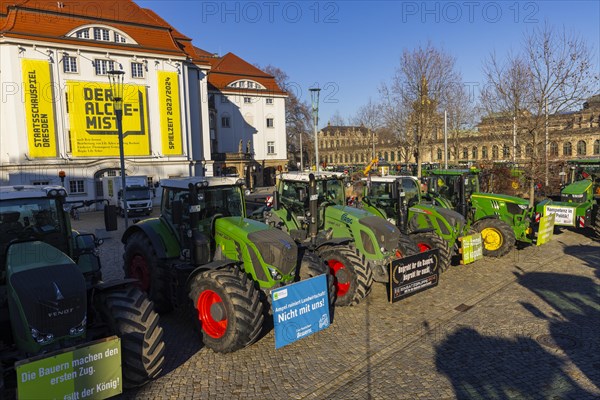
423;169;535;257
535;159;600;236
0;185;165;391
122;177;333;353
263;172;419;307
359;175;468;272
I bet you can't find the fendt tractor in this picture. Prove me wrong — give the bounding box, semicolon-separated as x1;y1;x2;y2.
424;169;535;257
536;159;600;236
359;175;468;272
122;177;333;353
263;172;420;307
0;185;165;391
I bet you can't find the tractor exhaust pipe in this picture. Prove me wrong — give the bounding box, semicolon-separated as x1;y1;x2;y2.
308;173;318;246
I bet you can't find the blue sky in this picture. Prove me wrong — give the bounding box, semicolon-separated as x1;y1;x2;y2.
137;0;600;127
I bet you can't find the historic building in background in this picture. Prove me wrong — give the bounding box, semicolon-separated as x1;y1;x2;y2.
318;96;600;172
0;0;287;201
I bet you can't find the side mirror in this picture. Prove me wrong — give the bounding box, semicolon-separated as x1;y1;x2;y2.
104;205;118;231
172;200;183;224
297;187;307;202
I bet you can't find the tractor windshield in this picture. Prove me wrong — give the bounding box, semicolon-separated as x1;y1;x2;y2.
0;197;68;261
317;179;345;206
198;186;244;219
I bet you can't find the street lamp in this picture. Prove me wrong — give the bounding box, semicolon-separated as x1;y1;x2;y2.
108;69;128;228
309;87;321;172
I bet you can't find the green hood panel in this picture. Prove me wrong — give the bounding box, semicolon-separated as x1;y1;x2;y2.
473;192;529;206
562;180;592;195
216;216;274;234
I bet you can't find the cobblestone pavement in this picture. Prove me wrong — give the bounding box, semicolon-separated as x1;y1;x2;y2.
70;211;600;400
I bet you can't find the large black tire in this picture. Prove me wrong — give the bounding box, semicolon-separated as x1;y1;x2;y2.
409;231;452;273
189;267;264;353
592;207;600;237
97;286;165;389
298;250;337;309
397;233;421;257
123;232;173;313
472;218;515;257
317;244;372;307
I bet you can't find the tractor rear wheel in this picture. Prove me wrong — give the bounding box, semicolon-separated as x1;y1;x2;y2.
317;245;372;307
472;219;515;257
97;286;165;389
593;207;600;237
298;250;336;308
123;232;172;313
397;233;421;258
410;231;452;272
189;267;264;353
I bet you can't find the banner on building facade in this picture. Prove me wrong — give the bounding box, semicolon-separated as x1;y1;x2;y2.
66;81;150;156
21;59;58;158
157;71;183;155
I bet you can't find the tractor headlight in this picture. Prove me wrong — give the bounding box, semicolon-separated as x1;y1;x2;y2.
58;189;67;196
268;267;282;281
31;328;54;344
69;316;87;336
48;189;58;197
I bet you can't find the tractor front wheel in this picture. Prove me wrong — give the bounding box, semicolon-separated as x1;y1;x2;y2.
592;207;600;237
189;267;264;353
123;232;172;313
410;231;452;272
97;286;165;389
472;219;515;257
317;245;372;307
298;250;336;308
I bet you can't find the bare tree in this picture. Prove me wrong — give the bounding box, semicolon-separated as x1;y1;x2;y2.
481;23;598;205
350;98;384;131
328;110;346;126
381;41;463;177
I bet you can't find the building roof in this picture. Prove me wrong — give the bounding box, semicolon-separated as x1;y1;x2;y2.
0;0;197;58
321;125;371;135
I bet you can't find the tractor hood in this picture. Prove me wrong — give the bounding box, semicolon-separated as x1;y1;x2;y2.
562;180;592;195
473;192;529;206
7;242;87;349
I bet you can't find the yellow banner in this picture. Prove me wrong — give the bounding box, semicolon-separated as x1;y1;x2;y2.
66;81;150;156
21;59;57;158
157;71;182;155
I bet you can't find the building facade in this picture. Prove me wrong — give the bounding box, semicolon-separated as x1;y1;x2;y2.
0;0;287;202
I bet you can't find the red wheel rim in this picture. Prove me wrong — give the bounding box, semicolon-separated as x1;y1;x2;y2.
327;259;350;298
197;289;227;339
417;243;431;252
130;255;150;291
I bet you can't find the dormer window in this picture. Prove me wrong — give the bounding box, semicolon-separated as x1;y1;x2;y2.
114;33;126;43
76;29;89;39
94;27;110;41
68;25;136;45
226;80;266;90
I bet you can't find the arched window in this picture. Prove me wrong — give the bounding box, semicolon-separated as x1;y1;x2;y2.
437;148;442;160
550;141;558;157
502;145;510;159
361;154;365;162
462;147;468;159
525;144;533;158
472;146;478;160
492;145;499;160
563;142;572;156
515;145;522;158
577;140;586;156
391;152;395;162
481;146;488;159
594;139;600;155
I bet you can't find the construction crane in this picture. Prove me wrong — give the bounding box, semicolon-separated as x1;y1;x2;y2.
363;158;379;176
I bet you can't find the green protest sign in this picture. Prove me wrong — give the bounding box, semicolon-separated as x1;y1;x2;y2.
460;233;484;264
537;213;555;246
16;336;122;400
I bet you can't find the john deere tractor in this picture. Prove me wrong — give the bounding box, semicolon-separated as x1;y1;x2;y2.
424;169;535;257
122;177;332;353
262;172;419;307
0;185;165;391
359;175;467;272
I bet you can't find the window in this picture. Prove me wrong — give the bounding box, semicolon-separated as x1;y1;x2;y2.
93;27;110;41
525;144;533;158
481;146;488;159
502;145;510;158
492;145;499;160
221;116;230;128
114;32;127;43
266;118;274;128
244;97;252;104
515;145;522;158
69;180;85;194
131;62;144;78
247;82;254;89
94;60;115;75
266;98;274;105
63;56;78;73
76;29;89;38
267;141;275;155
577;140;586;156
437;148;442;160
594;139;600;155
32;181;50;186
462;147;468;159
472;146;478;160
550;142;558;157
563;142;572;156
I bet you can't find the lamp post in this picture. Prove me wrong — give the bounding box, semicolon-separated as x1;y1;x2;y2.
309;87;321;172
108;69;128;228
